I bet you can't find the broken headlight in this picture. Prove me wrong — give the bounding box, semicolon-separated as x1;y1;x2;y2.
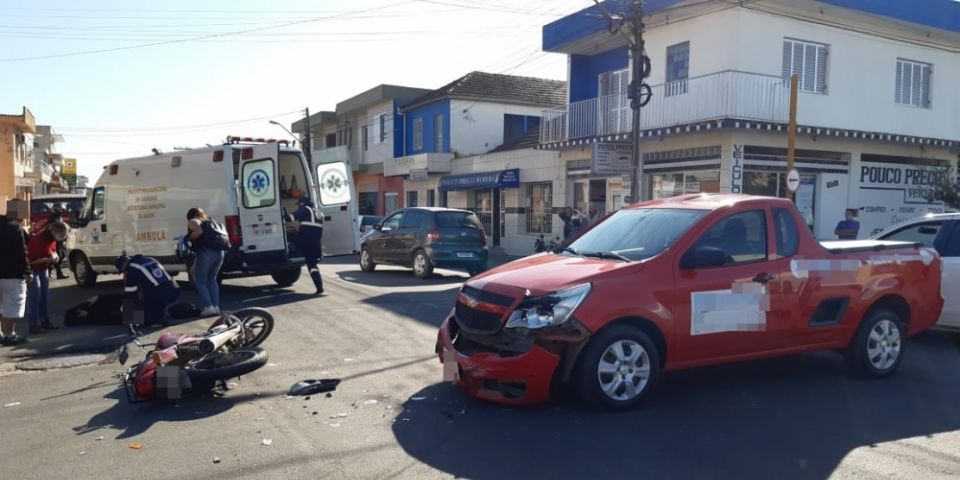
505;284;591;330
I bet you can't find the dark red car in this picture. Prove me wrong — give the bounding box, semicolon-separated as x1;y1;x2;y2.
30;194;85;235
437;194;944;409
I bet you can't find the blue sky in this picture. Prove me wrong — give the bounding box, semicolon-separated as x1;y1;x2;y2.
0;0;588;181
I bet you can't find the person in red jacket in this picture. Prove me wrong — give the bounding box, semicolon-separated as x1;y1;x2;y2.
27;222;67;334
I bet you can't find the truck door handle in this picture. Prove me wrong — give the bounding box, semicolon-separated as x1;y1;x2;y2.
101;224;107;233
753;273;775;284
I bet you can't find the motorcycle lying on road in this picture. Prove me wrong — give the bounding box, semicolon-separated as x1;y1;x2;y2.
117;307;275;403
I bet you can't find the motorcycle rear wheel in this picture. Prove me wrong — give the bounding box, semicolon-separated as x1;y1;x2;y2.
184;348;268;386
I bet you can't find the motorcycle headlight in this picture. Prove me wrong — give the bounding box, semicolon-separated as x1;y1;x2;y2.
505;283;591;330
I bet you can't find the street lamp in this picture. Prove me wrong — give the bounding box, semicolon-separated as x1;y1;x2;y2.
268;120;299;144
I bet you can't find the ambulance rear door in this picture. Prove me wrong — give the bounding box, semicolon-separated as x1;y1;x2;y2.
237;143;287;264
315;161;360;256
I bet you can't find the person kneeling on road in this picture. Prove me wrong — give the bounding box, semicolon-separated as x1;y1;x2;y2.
291;196;324;296
115;254;181;327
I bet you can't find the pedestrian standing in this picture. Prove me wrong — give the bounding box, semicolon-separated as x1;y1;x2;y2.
186;207;226;316
115;254;181;326
48;205;69;279
559;207;573;240
0;204;31;346
835;208;861;240
292;196;324;296
27;222;67;334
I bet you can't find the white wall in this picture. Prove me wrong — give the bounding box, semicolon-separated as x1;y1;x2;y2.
449;100;547;157
730;7;960;140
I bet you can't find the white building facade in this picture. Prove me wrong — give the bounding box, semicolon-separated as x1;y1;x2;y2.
540;0;960;239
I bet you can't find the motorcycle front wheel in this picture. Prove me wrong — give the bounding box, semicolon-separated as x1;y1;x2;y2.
210;307;275;349
184;348;268;385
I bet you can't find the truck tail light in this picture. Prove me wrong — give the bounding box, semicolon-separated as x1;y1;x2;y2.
109;164;118;175
225;215;243;247
213;150;224;162
427;228;440;243
241;147;253;160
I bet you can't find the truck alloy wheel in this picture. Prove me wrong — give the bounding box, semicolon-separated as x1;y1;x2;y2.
845;308;905;377
360;248;376;272
576;325;661;409
413;251;434;279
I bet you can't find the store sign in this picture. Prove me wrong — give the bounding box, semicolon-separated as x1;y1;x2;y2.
439;168;520;191
730;145;744;193
62;158;77;186
409;169;428;181
855;161;945;236
859;162;946;203
592;143;632;175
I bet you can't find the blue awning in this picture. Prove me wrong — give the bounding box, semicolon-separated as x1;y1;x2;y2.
439;168;520;192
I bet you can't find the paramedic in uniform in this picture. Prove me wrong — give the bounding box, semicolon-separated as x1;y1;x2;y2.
292;196;324;296
116;254;181;326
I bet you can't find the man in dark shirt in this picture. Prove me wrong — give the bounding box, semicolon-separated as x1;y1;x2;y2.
116;254;181;326
292;196;324;296
835;209;861;240
0;206;32;345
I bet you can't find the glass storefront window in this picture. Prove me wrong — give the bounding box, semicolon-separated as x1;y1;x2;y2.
522;182;553;234
650;170;720;199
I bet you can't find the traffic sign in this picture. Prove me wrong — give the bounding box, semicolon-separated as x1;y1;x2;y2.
786;169;801;193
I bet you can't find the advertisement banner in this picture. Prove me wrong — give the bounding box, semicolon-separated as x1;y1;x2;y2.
854;161;945;237
62;158;77;186
591;143;632;175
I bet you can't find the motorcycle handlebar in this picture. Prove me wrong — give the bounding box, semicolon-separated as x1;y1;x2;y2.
198;323;242;355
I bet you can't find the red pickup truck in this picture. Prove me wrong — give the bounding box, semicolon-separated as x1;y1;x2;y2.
437;194;944;409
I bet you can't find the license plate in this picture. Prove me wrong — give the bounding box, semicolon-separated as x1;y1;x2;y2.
456;252;474;258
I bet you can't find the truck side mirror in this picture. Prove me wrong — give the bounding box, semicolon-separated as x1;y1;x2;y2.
373;224;382;231
680;246;727;269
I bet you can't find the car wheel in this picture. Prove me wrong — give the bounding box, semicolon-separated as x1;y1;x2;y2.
71;252;97;287
412;250;434;279
575;325;660;409
845;308;905;378
360;247;377;272
270;267;301;287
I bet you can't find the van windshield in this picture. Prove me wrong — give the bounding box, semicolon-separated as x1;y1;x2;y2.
568;208;707;261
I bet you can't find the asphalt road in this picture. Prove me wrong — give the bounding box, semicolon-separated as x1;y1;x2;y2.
1;257;959;480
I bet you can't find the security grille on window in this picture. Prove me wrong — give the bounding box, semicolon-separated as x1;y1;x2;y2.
522;182;553;234
413;118;424;150
782;38;828;94
896;59;932;108
665;41;689;97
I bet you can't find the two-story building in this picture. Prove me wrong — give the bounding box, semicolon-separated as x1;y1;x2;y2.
386;71;567;253
0;107;37;203
539;0;960;239
33;125;67;194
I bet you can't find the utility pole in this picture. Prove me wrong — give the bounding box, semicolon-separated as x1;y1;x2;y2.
595;0;651;203
303;107;313;165
786;74;799;201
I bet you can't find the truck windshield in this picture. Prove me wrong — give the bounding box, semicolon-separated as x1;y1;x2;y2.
568;208;707;261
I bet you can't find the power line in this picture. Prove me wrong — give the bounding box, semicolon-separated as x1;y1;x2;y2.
0;0;417;63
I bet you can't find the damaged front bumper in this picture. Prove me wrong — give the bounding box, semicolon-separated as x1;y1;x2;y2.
437;316;586;405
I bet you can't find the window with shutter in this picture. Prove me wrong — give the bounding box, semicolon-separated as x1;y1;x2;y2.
895;59;932;108
413;118;423;151
372;116;381;145
782;39;828;94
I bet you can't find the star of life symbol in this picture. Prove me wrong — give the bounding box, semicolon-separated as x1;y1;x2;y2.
248;169;270;197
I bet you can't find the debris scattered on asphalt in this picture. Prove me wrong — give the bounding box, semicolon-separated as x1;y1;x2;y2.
364;399;379;405
289;379;341;396
128;443;143;450
330;412;348;419
261;439;273;447
96;436;104;441
325;393;332;398
410;396;426;401
79;451;87;456
3;402;21;408
227;383;238;389
267;363;280;367
312;411;318;415
304;396;311;401
329;423;341;427
343;358;354;362
213;457;221;464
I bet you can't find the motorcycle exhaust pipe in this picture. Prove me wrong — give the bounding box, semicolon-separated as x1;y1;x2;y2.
199;324;242;355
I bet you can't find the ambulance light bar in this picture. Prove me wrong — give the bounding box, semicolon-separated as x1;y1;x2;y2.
227;136;290;145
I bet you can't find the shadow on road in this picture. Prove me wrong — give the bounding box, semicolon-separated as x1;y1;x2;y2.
392;331;960;480
336;267;468;288
73;387;286;440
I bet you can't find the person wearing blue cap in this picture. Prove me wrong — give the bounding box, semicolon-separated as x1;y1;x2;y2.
291;196;324;295
116;254;181;326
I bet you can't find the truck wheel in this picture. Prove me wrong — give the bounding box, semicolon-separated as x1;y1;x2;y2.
270;267;301;287
575;325;661;409
845;308;905;378
412;250;434;279
360;247;377;272
71;253;98;287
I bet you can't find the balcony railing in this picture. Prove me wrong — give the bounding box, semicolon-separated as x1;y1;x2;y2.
541;70;790;144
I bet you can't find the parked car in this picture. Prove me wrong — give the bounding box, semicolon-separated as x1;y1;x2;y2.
358;215;384;236
360;208;488;279
30;194;86;235
437;194;944;409
872;212;960;332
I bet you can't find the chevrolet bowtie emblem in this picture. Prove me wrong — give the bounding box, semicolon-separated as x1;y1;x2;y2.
463;295;479;308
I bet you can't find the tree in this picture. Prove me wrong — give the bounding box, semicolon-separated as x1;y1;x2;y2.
925;163;960;211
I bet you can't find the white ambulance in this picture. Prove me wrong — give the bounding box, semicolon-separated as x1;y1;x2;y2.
66;137;360;287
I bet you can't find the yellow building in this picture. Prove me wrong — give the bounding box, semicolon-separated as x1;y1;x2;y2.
0;107;37;202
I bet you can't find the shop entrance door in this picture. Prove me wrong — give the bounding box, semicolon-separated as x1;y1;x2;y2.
589;179;607;223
